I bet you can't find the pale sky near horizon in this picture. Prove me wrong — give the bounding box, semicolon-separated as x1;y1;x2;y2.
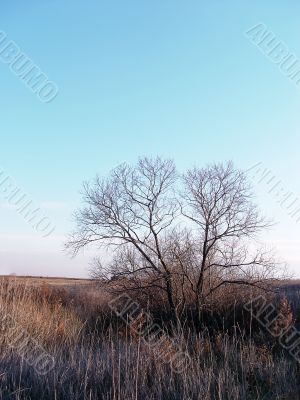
1;1;300;278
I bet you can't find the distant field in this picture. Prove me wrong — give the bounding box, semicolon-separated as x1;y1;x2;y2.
0;275;93;287
2;275;300;287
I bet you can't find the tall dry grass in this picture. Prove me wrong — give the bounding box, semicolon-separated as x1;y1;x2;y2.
0;278;300;399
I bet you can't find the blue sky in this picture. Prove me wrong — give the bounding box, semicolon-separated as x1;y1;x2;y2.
1;1;300;277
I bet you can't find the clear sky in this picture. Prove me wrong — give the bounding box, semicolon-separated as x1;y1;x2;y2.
0;1;300;277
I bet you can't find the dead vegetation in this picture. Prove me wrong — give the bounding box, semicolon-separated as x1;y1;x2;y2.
0;277;300;399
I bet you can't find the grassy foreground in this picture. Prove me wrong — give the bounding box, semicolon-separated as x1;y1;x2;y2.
0;277;300;399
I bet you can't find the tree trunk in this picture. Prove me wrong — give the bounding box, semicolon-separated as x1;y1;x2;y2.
164;273;178;325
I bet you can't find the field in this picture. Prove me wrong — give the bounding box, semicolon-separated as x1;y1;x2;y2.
0;276;93;287
0;276;300;399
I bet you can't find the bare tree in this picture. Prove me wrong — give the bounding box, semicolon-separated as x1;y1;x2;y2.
181;161;279;316
66;156;181;321
67;158;282;323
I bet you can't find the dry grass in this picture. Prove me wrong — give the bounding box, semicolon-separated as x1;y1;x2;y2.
0;277;300;399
